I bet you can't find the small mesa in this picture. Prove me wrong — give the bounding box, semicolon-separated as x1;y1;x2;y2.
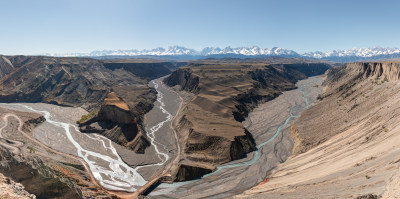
103;92;130;111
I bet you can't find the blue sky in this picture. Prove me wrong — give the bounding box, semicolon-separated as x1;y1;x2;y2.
0;0;399;55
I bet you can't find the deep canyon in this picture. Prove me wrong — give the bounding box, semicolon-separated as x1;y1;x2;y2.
1;55;399;199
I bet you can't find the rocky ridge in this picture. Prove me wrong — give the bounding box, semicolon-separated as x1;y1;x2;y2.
237;61;400;198
79;92;150;153
0;56;185;154
164;61;331;180
293;62;400;154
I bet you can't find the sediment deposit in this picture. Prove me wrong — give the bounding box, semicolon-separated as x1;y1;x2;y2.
237;62;400;198
163;61;330;180
151;76;324;198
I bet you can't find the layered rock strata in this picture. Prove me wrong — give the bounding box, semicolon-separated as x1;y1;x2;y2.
79;92;150;153
0;56;186;153
164;61;330;180
237;62;400;198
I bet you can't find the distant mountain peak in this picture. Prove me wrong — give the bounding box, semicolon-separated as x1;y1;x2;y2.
45;46;400;62
304;47;400;58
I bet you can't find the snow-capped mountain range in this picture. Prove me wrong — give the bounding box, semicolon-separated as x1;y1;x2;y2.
48;46;400;62
302;47;400;59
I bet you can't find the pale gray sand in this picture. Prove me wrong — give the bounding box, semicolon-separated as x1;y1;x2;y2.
150;76;324;198
0;102;169;191
0;102;168;169
137;78;182;180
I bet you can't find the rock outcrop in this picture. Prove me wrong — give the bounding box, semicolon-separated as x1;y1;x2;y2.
237;61;400;198
97;92;134;124
174;164;214;182
0;148;82;199
294;61;400;154
0;56;186;154
79;92;150;153
164;60;331;177
0;56;14;78
163;68;200;92
0;172;36;199
22;116;46;134
323;62;400;90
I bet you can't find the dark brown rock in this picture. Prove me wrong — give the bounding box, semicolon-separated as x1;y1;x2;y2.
174;164;214;182
0;56;181;154
164;60;330;178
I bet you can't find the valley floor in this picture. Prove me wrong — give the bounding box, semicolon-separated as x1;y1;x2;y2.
236;68;400;198
149;76;324;198
0;78;183;198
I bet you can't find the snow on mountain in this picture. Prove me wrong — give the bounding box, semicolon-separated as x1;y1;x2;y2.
47;46;400;61
303;47;400;58
87;46;197;56
200;46;299;56
55;46;298;57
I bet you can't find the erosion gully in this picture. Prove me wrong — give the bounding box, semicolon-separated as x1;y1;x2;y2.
0;76;322;198
150;76;323;198
0;78;175;193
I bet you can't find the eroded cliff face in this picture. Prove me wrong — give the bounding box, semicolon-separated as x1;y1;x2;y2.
0;149;82;199
293;62;400;154
163;68;200;92
164;61;330;180
0;172;35;199
0;56;14;78
79;92;150;153
238;62;400;198
0;56;172;154
97;92;134;124
0;110;85;199
177;115;256;164
174;164;214;182
323;62;400;93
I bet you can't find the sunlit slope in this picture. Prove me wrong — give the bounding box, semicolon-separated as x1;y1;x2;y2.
236;62;400;198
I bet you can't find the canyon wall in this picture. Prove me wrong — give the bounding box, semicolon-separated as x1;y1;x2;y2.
294;62;400;154
238;62;400;198
164;61;330;180
0;56;184;154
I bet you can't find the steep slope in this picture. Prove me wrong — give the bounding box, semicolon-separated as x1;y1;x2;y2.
237;62;400;198
0;172;35;199
103;59;187;81
79;92;150;153
164;61;330;180
0;56;14;78
0;108;85;198
0;56;168;153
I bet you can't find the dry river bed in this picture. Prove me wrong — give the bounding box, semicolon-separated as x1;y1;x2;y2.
0;76;322;198
149;76;323;198
0;78;181;193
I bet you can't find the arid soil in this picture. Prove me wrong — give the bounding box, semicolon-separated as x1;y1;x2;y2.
0;55;189;156
0;103;163;192
149;76;323;198
0;82;182;198
163;61;330;181
236;62;400;198
134;78;182;180
0;172;35;199
0;105;101;198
